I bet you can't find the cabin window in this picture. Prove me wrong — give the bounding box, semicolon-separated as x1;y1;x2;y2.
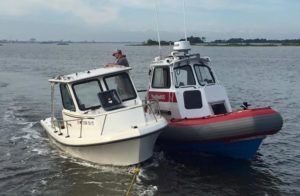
151;67;171;88
194;64;215;85
184;90;202;109
60;84;76;111
104;73;137;101
174;65;196;87
72;79;102;110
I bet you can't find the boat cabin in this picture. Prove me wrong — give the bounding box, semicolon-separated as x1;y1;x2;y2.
148;41;232;120
51;67;139;112
49;67;148;136
41;66;167;165
50;67;140;112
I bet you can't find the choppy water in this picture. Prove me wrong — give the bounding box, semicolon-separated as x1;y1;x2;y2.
0;43;299;195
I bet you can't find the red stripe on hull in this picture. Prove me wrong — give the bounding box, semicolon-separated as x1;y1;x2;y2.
148;91;177;103
170;107;278;126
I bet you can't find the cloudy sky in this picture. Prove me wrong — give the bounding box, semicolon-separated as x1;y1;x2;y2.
0;0;299;41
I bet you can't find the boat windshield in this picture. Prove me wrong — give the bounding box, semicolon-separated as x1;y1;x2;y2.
72;79;103;110
104;72;137;101
194;64;215;85
174;65;196;87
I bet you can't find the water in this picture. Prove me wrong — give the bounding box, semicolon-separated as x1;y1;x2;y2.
0;43;299;195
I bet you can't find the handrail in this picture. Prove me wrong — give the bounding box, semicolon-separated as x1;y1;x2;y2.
52;116;94;138
146;99;161;120
62;101;159;119
100;100;161;135
178;85;197;89
100;114;107;135
137;89;148;92
51;100;161;138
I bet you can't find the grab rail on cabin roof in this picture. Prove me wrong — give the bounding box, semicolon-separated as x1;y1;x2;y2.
51;100;161;138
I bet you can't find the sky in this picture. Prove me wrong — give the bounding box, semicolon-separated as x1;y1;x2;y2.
0;0;299;42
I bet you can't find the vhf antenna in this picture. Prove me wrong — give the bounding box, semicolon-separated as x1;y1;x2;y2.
183;0;187;41
155;0;162;58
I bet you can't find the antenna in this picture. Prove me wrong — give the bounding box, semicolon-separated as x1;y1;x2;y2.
182;0;187;41
155;0;162;58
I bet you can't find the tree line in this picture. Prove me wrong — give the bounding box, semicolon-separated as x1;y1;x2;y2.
144;36;300;45
144;36;206;45
212;38;300;44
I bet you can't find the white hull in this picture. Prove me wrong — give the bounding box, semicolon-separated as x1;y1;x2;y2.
41;117;166;166
42;67;168;166
47;131;160;166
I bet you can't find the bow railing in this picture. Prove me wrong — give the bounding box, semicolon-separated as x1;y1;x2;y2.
51;100;161;138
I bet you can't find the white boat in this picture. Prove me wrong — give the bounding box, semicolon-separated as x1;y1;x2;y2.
147;41;283;160
40;66;167;166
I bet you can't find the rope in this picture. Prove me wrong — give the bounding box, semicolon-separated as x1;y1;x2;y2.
125;166;141;196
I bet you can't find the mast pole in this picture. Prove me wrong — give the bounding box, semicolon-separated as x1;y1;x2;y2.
155;0;162;58
183;0;187;41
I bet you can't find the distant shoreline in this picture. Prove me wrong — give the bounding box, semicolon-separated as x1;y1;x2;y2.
127;43;300;47
1;42;300;47
0;41;139;44
139;37;300;47
202;43;300;47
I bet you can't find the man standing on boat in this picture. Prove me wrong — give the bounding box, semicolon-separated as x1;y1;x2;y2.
105;49;129;67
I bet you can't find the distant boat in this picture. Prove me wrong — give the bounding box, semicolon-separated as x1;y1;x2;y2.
40;41;55;44
57;42;69;45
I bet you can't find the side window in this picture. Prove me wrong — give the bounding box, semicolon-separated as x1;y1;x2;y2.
60;84;75;111
174;65;196;87
151;67;170;88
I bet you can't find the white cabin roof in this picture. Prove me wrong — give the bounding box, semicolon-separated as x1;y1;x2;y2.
49;66;132;84
150;53;210;68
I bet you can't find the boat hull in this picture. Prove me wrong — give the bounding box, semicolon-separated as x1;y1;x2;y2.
159;107;283;160
41;117;166;166
161;137;264;160
47;131;160;166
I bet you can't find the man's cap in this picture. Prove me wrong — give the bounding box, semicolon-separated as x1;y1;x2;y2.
112;49;122;56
